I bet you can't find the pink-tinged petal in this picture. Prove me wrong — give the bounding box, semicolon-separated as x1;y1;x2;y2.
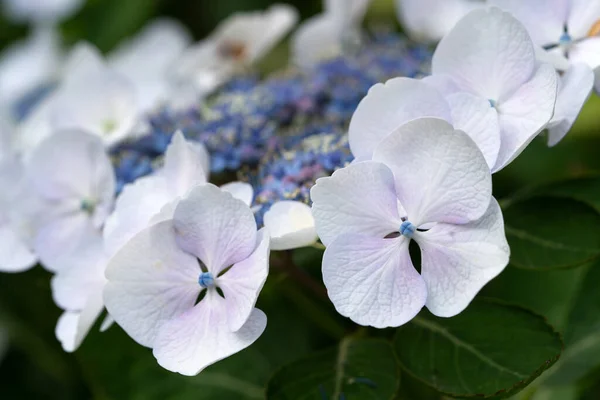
348;77;451;160
488;0;568;46
373;118;491;226
220;181;254;207
416;198;509;317
263;201;317;250
153;293;267;376
161;131;209;197
0;224;37;272
35;214;101;273
103;175;172;258
28;130;115;202
569;38;600;71
218;229;270;332
432;7;536;100
494;63;558;171
323;234;426;328
173;184;257;274
104;221;200;347
55;287;104;352
395;0;483;43
51;237;106;310
447;92;501;168
548;64;594;146
310;161;402;247
567;0;600;39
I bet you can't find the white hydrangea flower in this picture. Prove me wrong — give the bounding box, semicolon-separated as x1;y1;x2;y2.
348;77;501;169
103;131;252;259
394;0;485;43
263;201;318;251
23;130;115;272
2;0;83;24
15;42;141;154
172;4;298;95
105;184;270;376
292;0;371;68
0;27;61;117
428;7;558;172
108;18;192;112
311;118;509;328
490;0;599;145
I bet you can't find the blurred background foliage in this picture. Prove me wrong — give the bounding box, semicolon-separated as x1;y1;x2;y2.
1;0;600;399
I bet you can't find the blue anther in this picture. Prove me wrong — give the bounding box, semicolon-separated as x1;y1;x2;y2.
488;99;496;108
399;221;416;238
559;32;572;45
198;272;215;288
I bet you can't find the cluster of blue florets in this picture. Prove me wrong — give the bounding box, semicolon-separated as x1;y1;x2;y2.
111;30;433;210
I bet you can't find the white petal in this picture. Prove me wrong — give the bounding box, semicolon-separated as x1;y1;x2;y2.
28;130;115;204
292;15;343;68
153;293;267;376
494;63;558;171
488;0;568;46
55;287;104;352
35;214;102;273
263;201;317;250
547;64;594;146
535;46;570;71
447;92;501;168
51;238;106;310
3;0;84;23
416;198;509;317
220;181;253;207
218;229;270;332
60;42;107;85
103;175;172;258
104;221;200;347
432;7;536;100
567;0;600;39
161;131;209;197
310;161;402;247
99;314;114;332
323;234;426;328
348;77;451;160
569;38;600;71
173;184;257;274
373;118;492;226
0;223;37;273
395;0;483;43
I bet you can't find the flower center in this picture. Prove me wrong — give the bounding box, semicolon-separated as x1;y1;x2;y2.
80;199;96;215
198;272;215;288
102;119;117;135
488;99;496;108
587;20;600;37
399;221;416;238
219;41;247;62
559;32;572;46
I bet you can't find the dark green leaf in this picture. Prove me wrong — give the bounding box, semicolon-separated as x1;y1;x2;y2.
393;298;562;399
266;338;400;400
503;196;600;269
543;260;600;386
537;175;600;213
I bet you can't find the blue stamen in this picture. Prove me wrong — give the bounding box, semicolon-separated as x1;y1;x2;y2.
399;221;416;238
559;32;572;45
198;272;215;288
80;199;96;214
488;99;496;108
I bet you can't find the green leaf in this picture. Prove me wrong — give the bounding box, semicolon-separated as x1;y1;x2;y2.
503;196;600;269
266;338;400;400
393;298;562;399
543;260;600;386
537;175;600;213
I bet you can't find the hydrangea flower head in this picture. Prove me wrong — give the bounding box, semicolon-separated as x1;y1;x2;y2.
104;184;270;375
311;118;509;327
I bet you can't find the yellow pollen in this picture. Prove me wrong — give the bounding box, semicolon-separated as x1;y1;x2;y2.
587;20;600;37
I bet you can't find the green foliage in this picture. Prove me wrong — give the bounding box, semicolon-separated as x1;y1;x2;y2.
393;299;562;399
266;338;400;400
502;196;600;270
